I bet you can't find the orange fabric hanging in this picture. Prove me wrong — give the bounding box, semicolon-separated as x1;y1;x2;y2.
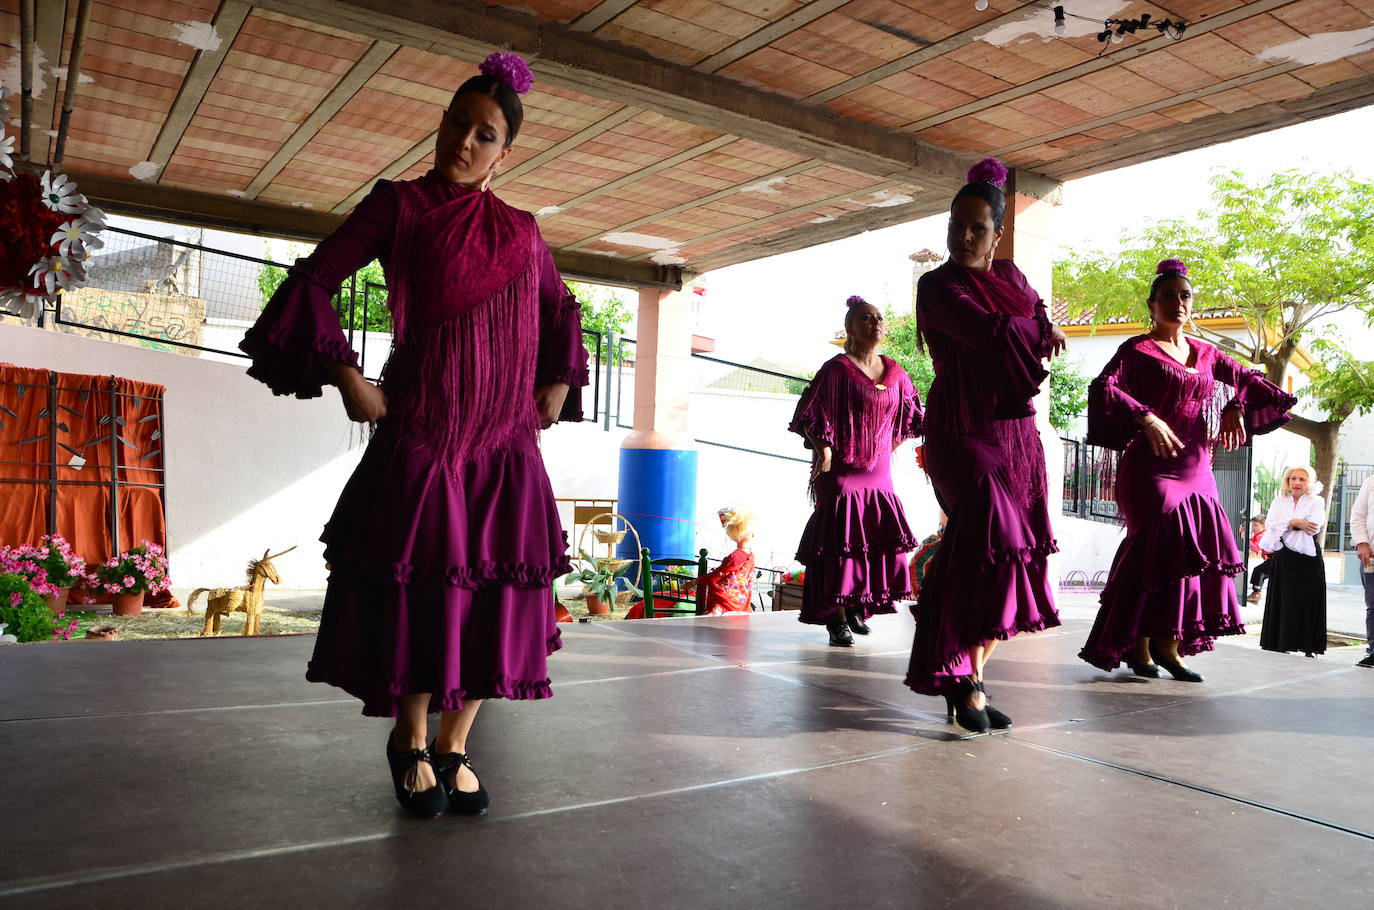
0;364;172;606
0;364;51;548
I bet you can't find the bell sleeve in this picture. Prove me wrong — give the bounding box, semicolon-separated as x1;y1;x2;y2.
1213;351;1297;440
534;241;591;423
788;360;840;451
239;181;397;399
893;367;924;446
916;269;1049;412
1085;345;1152;451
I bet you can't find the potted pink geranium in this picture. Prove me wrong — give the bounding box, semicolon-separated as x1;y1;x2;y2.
0;535;91;613
92;541;171;616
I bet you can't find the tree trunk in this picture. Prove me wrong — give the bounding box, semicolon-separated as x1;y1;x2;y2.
1283;414;1343;500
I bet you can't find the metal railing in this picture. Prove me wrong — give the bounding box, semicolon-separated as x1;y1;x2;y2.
45;226;611;422
689;353;811;463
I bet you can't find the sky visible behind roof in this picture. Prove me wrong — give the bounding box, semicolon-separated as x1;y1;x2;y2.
700;105;1374;372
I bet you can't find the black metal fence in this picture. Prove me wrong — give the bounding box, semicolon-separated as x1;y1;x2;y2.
689;353;811;463
48;226;610;423
1060;437;1120;523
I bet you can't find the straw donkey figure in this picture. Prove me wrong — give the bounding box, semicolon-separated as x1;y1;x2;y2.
189;546;297;636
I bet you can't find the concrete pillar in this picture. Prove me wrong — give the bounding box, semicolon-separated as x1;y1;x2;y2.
617;286;698;560
995;170;1065;582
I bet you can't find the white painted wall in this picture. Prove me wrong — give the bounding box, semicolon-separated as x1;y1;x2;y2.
1;320;367;589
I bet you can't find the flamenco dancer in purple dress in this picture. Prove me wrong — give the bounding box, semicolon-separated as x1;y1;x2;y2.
789;296;923;647
904;158;1067;734
241;54;588;818
1079;260;1295;681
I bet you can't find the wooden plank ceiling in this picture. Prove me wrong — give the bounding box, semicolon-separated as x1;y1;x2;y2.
4;0;1372;287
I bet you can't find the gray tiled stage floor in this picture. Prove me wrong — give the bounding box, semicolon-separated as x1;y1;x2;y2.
2;612;1372;908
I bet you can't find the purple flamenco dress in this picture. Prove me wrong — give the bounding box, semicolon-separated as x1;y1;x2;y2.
1079;336;1294;670
789;355;923;625
905;260;1060;696
241;171;589;717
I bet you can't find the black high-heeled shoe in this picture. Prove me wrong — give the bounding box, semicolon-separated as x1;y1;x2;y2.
846;607;871;635
431;746;491;817
943;694;956;722
976;683;1012;729
827;614;854;647
1149;643;1204;682
1125;659;1161;678
386;732;446;819
951;680;990;734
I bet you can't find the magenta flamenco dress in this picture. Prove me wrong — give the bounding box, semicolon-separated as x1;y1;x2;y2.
241;171;589;716
905;259;1060;696
1079;336;1294;670
789;355;923;625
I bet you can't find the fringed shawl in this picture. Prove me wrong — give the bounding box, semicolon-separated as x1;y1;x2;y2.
380;176;542;473
1087;336;1297;452
917;259;1053;508
917;260;1052;435
789;355;922;472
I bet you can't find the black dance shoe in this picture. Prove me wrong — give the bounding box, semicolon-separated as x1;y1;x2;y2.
1149;644;1204;682
827;615;854;647
1125;660;1161;678
951;681;990;735
431;746;491;817
975;680;1012;729
386;733;446;819
943;695;956;722
845;607;871;635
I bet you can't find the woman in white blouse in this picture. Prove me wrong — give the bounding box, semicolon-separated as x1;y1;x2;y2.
1258;465;1327;657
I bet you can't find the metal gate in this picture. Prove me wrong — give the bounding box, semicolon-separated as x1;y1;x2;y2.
1212;443;1254;598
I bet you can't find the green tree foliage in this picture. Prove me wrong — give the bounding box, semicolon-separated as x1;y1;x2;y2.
568;281;632;365
881;310;935;398
258;245;391;333
1052;169;1374;494
1048;356;1090;435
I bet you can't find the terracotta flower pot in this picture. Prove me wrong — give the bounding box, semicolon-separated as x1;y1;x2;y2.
555;604;573;623
43;587;71;615
584;594;611;615
112;591;145;616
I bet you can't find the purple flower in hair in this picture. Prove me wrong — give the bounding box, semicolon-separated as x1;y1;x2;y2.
966;157;1008;188
479;52;534;95
1156;258;1188;277
845;295;867;308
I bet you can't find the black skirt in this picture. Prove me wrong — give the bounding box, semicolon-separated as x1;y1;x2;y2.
1259;545;1327;655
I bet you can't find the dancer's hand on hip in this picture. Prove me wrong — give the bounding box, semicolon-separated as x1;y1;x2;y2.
335;368;388;424
811;446;832;482
535;382;570;429
1137;414;1183;458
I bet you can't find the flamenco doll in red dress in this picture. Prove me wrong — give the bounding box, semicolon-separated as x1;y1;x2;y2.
692;508;757;614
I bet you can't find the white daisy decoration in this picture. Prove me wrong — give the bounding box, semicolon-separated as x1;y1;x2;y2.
51;212;105;258
40;171;88;214
0;134;14;172
28;255;86;296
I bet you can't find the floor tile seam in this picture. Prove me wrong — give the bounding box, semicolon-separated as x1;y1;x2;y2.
1047;665;1359;727
0;740;942;900
590;621;739;665
1009;738;1374;842
740;664;949;725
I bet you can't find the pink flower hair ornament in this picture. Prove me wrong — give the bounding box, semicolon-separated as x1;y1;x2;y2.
1156;258;1188;276
966;157;1008;188
479;52;534;95
845;295;868;309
